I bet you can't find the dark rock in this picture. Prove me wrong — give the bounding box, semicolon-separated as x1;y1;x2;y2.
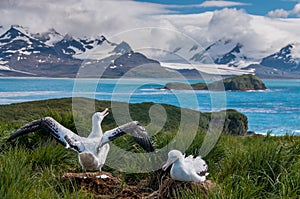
216;74;267;91
164;74;267;91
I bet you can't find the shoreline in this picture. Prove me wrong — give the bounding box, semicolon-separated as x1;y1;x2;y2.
1;75;300;81
1;77;299;137
0;96;299;137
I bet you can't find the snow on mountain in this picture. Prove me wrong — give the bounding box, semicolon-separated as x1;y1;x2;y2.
32;28;63;46
73;36;129;60
144;10;300;78
0;26;132;61
149;10;300;67
1;17;300;78
260;43;300;71
0;26;45;62
0;26;31;45
214;43;246;65
161;38;253;75
161;62;255;76
0;26;163;77
188;39;248;65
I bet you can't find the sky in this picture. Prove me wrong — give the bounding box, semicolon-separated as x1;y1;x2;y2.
136;0;299;17
1;0;300;60
1;0;169;35
1;0;300;36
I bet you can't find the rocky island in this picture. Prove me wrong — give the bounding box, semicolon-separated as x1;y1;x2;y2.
164;74;267;91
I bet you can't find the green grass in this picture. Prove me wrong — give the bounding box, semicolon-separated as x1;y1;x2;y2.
0;98;299;198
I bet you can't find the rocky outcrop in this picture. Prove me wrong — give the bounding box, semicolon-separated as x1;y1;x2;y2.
164;74;267;91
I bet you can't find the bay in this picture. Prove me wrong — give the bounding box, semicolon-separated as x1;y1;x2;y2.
0;77;299;136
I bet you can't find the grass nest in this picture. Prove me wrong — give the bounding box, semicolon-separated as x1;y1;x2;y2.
62;172;215;198
148;175;215;199
62;171;143;198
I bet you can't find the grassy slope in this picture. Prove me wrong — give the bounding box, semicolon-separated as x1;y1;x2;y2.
0;98;299;198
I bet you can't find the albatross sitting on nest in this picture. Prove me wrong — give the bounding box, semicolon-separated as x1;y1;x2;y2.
8;108;154;174
162;150;209;182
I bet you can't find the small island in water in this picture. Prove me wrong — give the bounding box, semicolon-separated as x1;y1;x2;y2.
164;74;267;91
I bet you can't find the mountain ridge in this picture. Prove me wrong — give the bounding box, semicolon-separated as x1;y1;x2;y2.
0;25;299;78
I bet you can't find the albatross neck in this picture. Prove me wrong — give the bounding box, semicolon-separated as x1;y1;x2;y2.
92;119;102;134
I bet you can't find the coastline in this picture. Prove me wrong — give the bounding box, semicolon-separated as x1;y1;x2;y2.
0;77;299;136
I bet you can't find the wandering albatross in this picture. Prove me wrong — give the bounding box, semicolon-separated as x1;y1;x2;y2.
7;108;154;174
162;150;209;182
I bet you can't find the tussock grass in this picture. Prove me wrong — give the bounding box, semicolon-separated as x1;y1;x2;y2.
0;98;299;198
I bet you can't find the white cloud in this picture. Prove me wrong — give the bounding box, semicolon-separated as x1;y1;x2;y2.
165;0;250;9
197;0;250;8
0;0;169;36
1;0;300;62
291;3;300;16
206;8;252;38
267;9;290;18
151;8;300;60
267;2;300;18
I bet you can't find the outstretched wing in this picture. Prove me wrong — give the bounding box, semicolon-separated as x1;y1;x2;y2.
7;117;85;153
99;121;154;152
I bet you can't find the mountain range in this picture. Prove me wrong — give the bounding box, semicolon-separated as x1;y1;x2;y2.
0;25;299;78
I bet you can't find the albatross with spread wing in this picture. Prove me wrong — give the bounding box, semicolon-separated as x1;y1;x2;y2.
8;108;154;173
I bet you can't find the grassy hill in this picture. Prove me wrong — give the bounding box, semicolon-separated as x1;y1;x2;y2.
0;98;299;198
0;97;248;136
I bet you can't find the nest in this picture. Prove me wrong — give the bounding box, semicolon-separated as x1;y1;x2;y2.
62;172;215;199
62;171;151;198
147;176;215;199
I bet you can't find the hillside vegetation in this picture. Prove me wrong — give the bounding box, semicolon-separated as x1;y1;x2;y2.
0;97;248;135
0;98;299;198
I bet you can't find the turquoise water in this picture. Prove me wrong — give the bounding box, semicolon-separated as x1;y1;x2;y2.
0;77;299;135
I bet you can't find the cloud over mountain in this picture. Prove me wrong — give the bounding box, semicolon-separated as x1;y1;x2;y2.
1;0;300;63
0;0;169;36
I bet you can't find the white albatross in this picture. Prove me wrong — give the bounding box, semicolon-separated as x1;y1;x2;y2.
7;108;154;173
162;150;209;182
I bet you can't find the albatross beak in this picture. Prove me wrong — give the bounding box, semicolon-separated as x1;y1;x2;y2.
100;108;109;117
162;160;172;171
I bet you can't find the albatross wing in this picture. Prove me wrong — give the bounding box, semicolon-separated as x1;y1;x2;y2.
7;117;85;153
99;121;154;152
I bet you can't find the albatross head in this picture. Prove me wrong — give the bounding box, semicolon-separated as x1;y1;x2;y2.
92;108;109;124
162;150;183;171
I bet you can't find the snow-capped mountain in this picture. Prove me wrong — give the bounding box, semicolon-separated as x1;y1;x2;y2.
163;38;250;68
0;26;168;77
160;37;300;78
0;26;50;59
0;26;81;76
1;25;300;78
213;43;246;65
32;28;63;46
260;43;300;72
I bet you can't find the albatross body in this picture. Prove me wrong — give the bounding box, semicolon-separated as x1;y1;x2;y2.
8;108;154;172
162;150;208;182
